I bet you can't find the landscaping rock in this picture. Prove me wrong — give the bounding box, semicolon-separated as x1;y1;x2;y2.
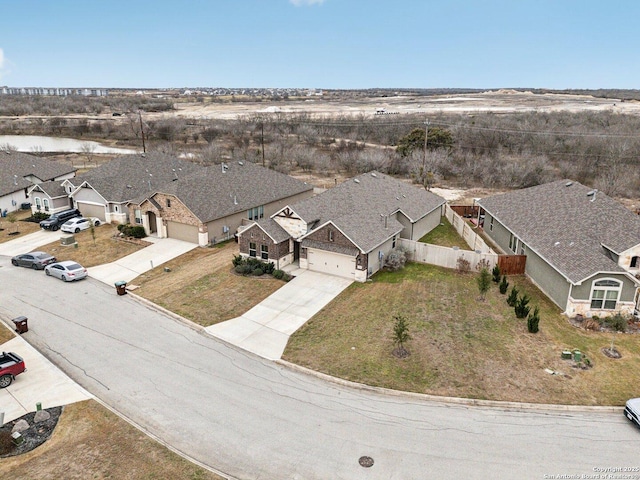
11;419;29;434
34;410;51;423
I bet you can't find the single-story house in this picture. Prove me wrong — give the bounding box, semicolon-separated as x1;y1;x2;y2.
127;160;314;246
63;153;204;223
0;151;76;214
27;182;74;214
238;171;446;281
476;180;640;317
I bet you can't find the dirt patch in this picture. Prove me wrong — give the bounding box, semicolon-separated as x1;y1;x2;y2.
602;347;622;359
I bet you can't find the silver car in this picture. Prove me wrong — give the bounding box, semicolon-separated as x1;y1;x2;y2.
11;251;57;270
44;261;88;282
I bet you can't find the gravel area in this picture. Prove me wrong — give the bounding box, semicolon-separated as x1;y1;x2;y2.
0;407;62;457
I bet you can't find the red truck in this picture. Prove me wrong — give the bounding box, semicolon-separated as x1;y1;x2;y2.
0;352;26;388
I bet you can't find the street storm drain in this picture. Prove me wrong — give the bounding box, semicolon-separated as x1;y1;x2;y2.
359;456;374;468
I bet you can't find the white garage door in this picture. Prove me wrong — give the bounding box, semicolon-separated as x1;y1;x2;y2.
307;248;356;279
77;202;105;221
166;221;199;243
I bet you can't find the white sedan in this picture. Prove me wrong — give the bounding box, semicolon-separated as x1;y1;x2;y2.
60;217;101;233
44;261;88;282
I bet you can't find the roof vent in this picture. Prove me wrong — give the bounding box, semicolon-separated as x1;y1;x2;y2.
587;189;598;202
371;173;377;177
126;184;132;188
353;178;360;184
233;195;238;205
402;194;406;198
554;241;560;246
396;196;400;200
222;163;228;173
238;161;244;166
14;175;18;186
141;153;146;158
565;181;573;187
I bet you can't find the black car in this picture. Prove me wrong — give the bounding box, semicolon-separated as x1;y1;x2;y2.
39;208;81;231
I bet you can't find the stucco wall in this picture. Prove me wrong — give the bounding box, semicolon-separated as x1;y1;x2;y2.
570;272;638;303
73;186;105;204
410;208;442;240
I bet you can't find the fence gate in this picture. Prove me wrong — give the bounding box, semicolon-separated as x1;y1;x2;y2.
498;255;526;275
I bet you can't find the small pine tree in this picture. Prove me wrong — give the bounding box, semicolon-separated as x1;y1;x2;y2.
506;286;519;307
477;267;491;301
391;314;411;357
499;275;509;294
492;264;501;283
515;294;531;319
527;306;540;333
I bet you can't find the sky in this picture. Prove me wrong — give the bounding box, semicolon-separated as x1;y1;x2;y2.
1;0;639;89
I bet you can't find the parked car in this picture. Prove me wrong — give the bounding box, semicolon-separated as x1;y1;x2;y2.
61;216;100;233
11;251;57;270
44;261;88;282
39;208;81;231
0;351;26;388
625;398;640;428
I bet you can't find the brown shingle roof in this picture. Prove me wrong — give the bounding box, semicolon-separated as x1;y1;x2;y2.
476;180;640;283
0;152;76;196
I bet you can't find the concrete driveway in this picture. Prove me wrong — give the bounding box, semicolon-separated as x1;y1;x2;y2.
87;237;198;285
0;229;59;257
206;271;353;359
0;334;92;422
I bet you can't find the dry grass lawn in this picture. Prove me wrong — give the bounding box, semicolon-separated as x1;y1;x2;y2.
38;223;145;267
132;242;284;326
283;262;640;406
0;400;223;480
0;210;42;243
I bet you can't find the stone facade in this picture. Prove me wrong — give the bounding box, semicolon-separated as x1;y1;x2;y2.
238;223;291;265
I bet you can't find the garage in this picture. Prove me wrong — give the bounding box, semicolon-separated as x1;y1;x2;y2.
166;221;199;243
307;248;356;279
77;202;106;221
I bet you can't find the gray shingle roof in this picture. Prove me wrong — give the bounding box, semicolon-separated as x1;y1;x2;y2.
293;171;445;252
476;180;640;283
151;161;313;223
29;181;67;198
0;152;76;196
74;153;204;203
301;238;360;256
254;218;292;244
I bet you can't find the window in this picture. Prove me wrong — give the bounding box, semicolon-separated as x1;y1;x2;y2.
261;244;268;260
519;243;526;255
134;209;142;225
590;279;622;310
43;198;50;212
489;216;494;232
35;197;42;210
248;206;265;221
249;242;257;257
392;236;396;248
631;256;640;269
166;198;171;207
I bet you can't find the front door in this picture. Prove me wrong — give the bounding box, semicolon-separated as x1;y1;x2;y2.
147;211;157;234
293;241;300;261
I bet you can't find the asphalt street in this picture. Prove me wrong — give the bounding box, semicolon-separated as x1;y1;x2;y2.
1;255;638;480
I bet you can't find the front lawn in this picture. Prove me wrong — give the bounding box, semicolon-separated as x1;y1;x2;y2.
0;210;42;242
283;262;640;405
132;242;284;326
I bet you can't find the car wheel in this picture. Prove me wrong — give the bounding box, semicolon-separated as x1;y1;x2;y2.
11;260;18;266
94;220;100;226
62;275;68;282
75;228;80;233
52;225;59;231
45;269;51;276
0;374;13;388
32;264;38;270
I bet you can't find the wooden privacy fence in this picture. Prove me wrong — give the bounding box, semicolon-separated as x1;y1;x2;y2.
449;205;479;218
399;239;498;271
444;204;494;254
497;254;526;275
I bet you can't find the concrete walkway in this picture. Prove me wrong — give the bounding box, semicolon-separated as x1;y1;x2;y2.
206;270;353;360
87;237;198;285
0;335;92;423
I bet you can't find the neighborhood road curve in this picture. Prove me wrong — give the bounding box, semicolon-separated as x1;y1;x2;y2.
1;257;638;480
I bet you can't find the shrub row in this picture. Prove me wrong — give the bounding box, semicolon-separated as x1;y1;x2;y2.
117;224;147;238
232;255;290;281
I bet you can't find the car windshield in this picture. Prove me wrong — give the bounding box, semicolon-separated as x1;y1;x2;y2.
34;253;50;259
62;220;75;225
66;263;82;270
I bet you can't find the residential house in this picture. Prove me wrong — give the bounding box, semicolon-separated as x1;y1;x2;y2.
0;151;76;214
476;180;640;317
238;171;446;281
128;161;313;245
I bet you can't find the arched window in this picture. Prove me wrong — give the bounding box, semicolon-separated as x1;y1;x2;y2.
35;197;42;210
631;256;640;269
590;279;622;310
43;198;50;212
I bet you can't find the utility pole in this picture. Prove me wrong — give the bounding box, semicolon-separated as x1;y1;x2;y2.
260;121;265;167
422;119;430;190
139;111;146;153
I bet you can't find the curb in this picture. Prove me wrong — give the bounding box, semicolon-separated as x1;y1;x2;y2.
125;291;624;413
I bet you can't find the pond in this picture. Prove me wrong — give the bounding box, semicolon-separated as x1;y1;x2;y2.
0;135;138;154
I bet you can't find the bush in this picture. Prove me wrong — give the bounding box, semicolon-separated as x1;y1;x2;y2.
234;265;245;274
604;314;627;332
384;248;407;271
506;286;519;307
252;268;264;276
273;269;284;280
118;224;147;238
477;267;491;300
492;265;501;283
515;294;531;319
499;275;509;294
263;262;275;275
456;256;471;273
232;254;244;267
25;212;49;222
527;306;540;333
